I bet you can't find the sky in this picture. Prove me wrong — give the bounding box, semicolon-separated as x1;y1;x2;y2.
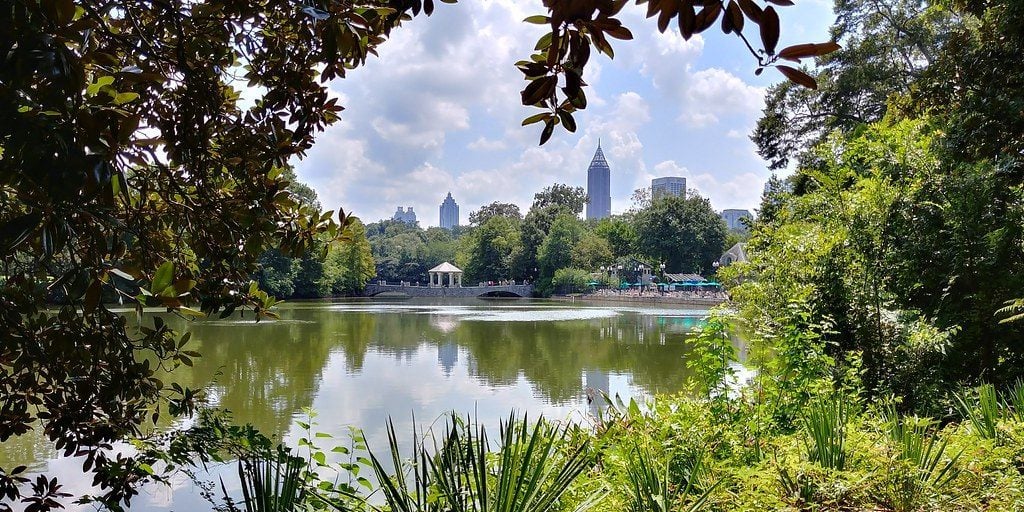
292;1;834;227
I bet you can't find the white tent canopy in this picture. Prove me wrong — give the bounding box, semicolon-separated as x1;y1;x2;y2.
428;262;463;287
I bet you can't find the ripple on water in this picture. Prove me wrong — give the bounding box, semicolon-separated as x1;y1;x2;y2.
198;318;316;326
429;308;620;322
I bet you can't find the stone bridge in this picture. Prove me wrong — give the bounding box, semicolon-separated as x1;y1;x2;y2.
363;282;534;298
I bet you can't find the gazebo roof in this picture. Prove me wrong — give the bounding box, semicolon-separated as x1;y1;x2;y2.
664;273;706;283
429;261;463;273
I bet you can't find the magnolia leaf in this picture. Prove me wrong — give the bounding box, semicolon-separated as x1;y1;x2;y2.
760;6;780;54
739;0;763;24
776;65;818;89
522;112;549;126
778;41;841;61
539;118;555;145
152;261;174;294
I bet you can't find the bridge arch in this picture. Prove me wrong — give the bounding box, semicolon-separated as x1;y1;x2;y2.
363;283;533;298
477;290;526;298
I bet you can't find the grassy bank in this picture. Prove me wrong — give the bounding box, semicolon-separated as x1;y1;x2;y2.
156;381;1024;512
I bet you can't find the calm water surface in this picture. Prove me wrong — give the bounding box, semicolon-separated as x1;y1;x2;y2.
2;298;725;510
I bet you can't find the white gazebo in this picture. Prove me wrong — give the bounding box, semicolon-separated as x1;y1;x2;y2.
428;262;463;288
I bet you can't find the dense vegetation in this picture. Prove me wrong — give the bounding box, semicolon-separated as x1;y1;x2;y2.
254;171;375;299
141;0;1024;510
365;183;728;295
731;0;1024;412
2;0;1022;509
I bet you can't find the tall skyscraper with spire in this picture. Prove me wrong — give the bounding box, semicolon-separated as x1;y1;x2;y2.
439;192;459;230
586;141;611;220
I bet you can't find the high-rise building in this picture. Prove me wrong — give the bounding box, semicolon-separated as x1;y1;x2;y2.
651;176;686;199
392;206;417;225
720;209;753;230
438;341;458;376
586;141;611;220
439;192;459;230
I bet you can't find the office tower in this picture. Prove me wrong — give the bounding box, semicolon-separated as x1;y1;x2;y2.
439;192;459;229
586;141;611;220
651;176;687;199
720;209;753;230
392;206;417;224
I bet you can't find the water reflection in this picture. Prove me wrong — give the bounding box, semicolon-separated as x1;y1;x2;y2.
1;298;716;511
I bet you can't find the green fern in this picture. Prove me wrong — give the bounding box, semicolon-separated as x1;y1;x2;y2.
996;298;1024;324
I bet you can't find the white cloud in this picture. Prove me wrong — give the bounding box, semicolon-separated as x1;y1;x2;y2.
678;68;764;127
289;2;827;225
468;136;507;151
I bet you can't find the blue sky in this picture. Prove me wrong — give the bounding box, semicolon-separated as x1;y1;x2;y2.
293;1;834;227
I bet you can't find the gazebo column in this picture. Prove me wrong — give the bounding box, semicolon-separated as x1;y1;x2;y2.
457;274;462;287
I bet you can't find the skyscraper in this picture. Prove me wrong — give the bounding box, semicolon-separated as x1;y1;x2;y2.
651;176;686;199
392;206;417;224
439;192;459;230
720;209;753;230
586;141;611;220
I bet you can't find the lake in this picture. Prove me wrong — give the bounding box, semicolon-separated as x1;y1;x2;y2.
1;298;727;511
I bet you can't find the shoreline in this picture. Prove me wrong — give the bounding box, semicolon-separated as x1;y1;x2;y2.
551;293;727;307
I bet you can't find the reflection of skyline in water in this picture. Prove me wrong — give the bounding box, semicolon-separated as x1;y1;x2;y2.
2;299;720;511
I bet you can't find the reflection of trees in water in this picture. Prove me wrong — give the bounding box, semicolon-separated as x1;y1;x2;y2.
158;311;340;440
379;311;699;404
158;306;703;439
10;305;707;472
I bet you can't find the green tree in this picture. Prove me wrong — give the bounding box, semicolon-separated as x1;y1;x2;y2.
366;220;431;283
469;202;522;225
518;184;587;279
292;249;329;298
753;0;953;170
756;173;791;225
420;227;460;269
594;215;638;259
530;183;588;213
0;0;439;505
537;213;584;292
572;231;614;270
323;219;376;294
551;267;591;294
256;249;298;298
462;215;522;283
633;195;727;274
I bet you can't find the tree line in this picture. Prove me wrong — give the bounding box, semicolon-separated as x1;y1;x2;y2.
253;169;375;299
368;183;733;295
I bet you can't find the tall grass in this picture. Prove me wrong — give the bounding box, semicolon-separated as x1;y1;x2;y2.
236;449;306;512
954;383;1000;439
801;397;848;470
367;411;596;512
881;405;961;512
1001;378;1024;423
622;444;718;512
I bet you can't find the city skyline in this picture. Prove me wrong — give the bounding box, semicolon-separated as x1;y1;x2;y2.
291;2;833;228
378;163;764;226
